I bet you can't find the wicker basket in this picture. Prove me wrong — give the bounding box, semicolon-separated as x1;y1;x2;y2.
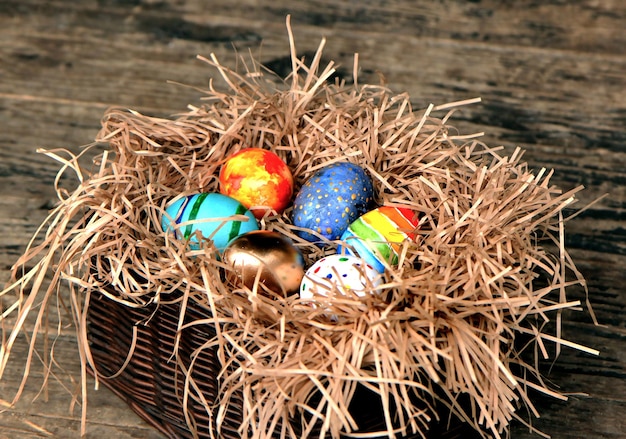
87;289;243;438
87;289;482;439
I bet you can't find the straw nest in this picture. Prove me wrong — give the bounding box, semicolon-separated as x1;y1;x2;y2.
1;19;596;439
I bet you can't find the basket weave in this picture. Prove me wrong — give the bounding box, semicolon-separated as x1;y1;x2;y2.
87;289;243;438
87;290;482;439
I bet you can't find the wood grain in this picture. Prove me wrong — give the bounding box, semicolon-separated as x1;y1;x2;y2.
1;1;625;438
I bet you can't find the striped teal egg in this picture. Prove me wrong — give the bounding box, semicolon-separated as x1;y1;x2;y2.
292;162;374;243
161;193;258;250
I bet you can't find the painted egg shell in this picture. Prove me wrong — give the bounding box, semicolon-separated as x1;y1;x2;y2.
292;162;374;242
161;193;258;250
340;206;420;273
219;148;294;219
223;231;305;297
299;254;382;303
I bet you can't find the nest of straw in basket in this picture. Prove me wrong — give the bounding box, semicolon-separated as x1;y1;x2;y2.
1;18;597;439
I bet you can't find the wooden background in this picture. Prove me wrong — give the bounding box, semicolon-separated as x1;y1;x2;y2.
1;1;625;438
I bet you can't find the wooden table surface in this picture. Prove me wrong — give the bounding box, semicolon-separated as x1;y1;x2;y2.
1;1;625;438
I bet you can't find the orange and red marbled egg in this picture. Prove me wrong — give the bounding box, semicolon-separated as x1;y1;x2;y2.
219;148;294;219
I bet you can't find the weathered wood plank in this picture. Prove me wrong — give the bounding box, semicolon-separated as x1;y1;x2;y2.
1;2;624;189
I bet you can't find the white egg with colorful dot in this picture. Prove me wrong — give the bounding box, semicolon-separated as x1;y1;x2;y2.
299;254;382;302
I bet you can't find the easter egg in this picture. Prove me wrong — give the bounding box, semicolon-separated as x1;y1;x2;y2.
292;162;375;242
223;231;305;297
299;254;382;303
161;193;258;250
340;206;421;273
219;148;294;219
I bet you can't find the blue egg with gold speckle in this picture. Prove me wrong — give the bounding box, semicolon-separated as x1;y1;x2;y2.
292;162;375;242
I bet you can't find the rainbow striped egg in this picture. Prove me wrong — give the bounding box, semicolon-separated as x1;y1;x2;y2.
339;206;420;273
161;193;258;250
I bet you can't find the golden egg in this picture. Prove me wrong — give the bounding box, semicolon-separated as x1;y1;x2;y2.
223;231;305;297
